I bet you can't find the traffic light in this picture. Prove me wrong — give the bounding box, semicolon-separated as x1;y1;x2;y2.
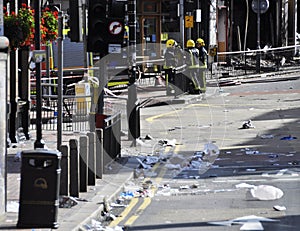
68;0;83;42
87;0;126;54
185;0;195;13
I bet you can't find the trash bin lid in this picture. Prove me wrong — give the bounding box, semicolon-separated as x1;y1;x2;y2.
21;149;61;158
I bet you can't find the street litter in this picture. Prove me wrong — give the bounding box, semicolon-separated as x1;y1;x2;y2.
59;195;79;208
14;151;21;162
158;139;177;147
245;149;260;155
235;183;284;200
268;154;279;158
250;185;284;200
235;183;255;189
165;163;181;170
144;134;153;140
136;158;152;169
120;188;152;199
120;191;135;199
142;156;159;165
179;185;190;190
143;169;158;177
84;219;102;230
110;202;127;208
202;143;220;164
84;219;124;231
273;205;286;211
280;135;297;140
203;143;220;156
241;120;255;129
260;134;274;139
136;138;152;147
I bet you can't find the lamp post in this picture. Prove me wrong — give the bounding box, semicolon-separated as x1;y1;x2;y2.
251;0;269;73
34;0;45;148
256;0;261;73
127;0;138;146
57;10;64;150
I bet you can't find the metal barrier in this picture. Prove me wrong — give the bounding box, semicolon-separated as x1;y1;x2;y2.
30;96;91;131
212;45;300;80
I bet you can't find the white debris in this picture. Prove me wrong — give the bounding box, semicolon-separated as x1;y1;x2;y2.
179;185;190;190
84;219;102;230
158;139;177;147
202;143;220;164
203;143;220;156
136;138;152;147
245;150;260;155
142;156;159;165
236;183;284;200
136;158;152;169
241;120;255;129
14;151;22;162
165;163;181;170
59;196;78;208
273;205;286;211
250;185;284;201
235;183;256;189
260;134;274;139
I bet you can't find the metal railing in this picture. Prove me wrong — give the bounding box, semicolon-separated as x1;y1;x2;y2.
210;45;300;80
30;95;91;132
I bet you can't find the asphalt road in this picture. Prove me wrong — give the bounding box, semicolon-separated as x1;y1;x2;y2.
108;78;300;231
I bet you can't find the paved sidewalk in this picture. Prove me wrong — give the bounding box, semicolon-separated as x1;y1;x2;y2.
1;85;211;231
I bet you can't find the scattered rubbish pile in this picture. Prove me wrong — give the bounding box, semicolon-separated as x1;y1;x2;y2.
84;219;124;231
134;140;220;178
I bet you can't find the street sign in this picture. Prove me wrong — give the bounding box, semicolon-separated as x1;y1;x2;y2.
185;15;194;28
32;50;46;63
108;44;121;54
251;0;269;14
108;21;123;35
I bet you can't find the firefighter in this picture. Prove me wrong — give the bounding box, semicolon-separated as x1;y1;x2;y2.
164;39;177;67
195;38;207;93
196;38;208;65
163;39;177;95
184;39;201;94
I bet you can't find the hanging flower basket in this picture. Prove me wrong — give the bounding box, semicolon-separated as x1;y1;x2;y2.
3;3;58;50
3;4;34;49
41;7;58;44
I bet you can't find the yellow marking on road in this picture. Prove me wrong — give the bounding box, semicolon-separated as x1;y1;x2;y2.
124;197;152;226
220;144;265;150
124;144;179;227
108;197;139;227
146;102;279;122
145;104;211;122
109;144;180;228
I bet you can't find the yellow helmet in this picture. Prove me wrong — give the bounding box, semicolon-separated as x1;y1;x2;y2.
166;39;176;48
186;39;195;48
196;38;205;46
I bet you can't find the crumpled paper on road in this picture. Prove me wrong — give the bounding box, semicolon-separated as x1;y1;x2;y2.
236;183;284;200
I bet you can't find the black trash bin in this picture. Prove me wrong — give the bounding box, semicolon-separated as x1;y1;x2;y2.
17;149;61;229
